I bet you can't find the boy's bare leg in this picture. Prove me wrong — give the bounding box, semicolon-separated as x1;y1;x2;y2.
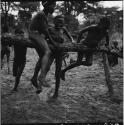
1;51;4;69
31;42;55;90
29;33;53;94
61;52;93;80
84;52;93;66
77;52;93;66
52;55;63;99
31;58;42;88
13;58;18;77
42;54;54;87
29;33;47;92
61;52;83;81
12;62;25;91
37;49;52;94
31;55;54;88
6;53;10;74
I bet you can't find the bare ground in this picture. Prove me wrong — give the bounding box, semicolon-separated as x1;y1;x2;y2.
1;48;123;124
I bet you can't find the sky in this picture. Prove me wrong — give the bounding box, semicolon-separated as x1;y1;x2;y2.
77;1;123;24
100;1;122;10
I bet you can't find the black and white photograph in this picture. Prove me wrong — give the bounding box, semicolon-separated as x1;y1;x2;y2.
1;0;123;124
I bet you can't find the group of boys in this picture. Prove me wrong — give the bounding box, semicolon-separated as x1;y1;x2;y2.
4;1;117;95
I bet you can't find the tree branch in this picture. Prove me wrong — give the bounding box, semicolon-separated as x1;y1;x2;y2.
1;3;5;12
2;34;123;58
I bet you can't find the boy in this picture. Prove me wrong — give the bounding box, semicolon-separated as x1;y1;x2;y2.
29;1;57;94
61;17;110;80
12;24;27;91
31;15;74;97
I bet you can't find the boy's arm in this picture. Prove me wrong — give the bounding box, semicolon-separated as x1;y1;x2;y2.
63;27;74;43
77;26;93;43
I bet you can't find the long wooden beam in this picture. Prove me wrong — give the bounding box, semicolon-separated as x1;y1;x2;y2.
2;34;123;58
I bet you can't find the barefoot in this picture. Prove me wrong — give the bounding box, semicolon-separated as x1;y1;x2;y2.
52;94;58;99
42;81;51;87
36;88;42;94
31;78;38;88
38;76;50;87
60;70;65;81
47;95;58;103
11;88;18;93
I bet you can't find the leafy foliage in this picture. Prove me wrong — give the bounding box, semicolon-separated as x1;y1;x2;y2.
19;2;40;13
55;1;101;33
18;2;40;24
1;13;15;28
1;1;122;34
1;1;40;27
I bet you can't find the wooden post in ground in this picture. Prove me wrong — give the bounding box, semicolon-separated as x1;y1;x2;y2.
0;35;1;67
102;52;114;96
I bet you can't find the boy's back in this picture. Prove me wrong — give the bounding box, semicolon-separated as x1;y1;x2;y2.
29;11;48;34
48;27;65;43
80;25;109;48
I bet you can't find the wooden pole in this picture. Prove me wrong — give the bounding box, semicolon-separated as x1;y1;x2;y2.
1;35;123;58
0;36;1;69
102;52;114;96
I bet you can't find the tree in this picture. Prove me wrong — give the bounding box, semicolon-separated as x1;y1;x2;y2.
19;2;40;13
18;2;40;26
1;13;15;28
1;2;13;25
1;1;40;28
55;1;101;33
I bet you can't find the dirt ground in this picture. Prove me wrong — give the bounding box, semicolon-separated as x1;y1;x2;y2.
1;48;123;124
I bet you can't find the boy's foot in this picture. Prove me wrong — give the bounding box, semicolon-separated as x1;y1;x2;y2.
42;82;51;87
38;76;50;88
60;70;65;81
31;78;38;88
36;88;42;94
36;79;42;94
11;88;18;92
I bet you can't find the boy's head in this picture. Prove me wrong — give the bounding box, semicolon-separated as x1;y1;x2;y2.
54;15;65;28
99;17;110;30
43;1;56;14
